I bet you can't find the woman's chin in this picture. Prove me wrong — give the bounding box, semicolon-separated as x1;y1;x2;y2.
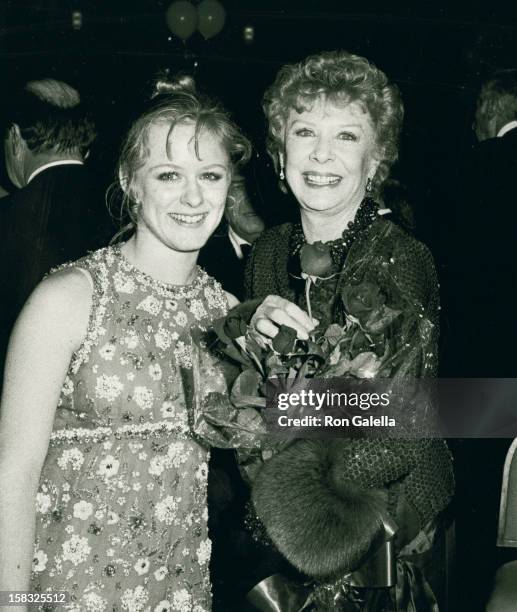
298;200;355;216
161;236;209;255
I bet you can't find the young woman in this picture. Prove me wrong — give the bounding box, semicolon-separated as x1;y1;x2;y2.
0;76;250;611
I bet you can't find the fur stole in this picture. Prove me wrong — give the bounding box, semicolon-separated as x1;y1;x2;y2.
252;439;388;579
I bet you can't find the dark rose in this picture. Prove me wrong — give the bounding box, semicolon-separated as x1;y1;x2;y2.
342;282;385;320
299;242;333;277
272;325;297;354
223;312;248;339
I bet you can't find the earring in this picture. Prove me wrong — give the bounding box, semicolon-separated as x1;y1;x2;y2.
130;197;141;218
366;177;373;193
279;153;285;181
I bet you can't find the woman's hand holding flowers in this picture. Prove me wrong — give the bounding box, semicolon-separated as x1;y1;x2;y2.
251;295;318;341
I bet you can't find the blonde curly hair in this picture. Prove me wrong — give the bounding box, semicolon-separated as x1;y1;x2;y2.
111;74;251;239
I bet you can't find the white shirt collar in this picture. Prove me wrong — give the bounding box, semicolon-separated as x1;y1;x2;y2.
228;225;251;260
27;159;84;184
497;121;517;138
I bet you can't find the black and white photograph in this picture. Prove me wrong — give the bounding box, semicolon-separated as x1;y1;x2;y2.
1;2;517;610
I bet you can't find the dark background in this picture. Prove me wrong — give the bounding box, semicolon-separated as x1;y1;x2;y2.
2;0;517;235
2;2;517;610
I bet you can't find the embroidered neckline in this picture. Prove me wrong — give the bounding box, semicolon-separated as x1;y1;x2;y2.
112;243;209;298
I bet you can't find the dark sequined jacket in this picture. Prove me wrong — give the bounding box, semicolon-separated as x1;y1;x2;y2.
246;217;454;578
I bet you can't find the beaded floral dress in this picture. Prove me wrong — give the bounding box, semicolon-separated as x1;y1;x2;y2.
30;245;229;612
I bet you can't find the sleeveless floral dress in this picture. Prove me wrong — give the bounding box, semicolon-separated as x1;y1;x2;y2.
30;245;229;612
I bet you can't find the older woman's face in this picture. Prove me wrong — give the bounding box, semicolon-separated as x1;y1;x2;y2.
130;121;231;254
284;98;379;217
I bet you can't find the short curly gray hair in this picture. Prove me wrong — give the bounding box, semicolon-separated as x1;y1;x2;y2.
263;50;404;195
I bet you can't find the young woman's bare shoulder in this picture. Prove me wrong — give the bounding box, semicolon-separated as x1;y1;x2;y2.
29;267;92;309
18;267;94;347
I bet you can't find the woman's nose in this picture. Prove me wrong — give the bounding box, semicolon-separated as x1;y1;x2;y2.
180;178;203;207
309;136;335;163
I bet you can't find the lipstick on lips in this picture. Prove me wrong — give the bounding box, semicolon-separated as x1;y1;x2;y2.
302;172;342;187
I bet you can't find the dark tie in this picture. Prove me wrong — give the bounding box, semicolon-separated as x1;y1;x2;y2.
240;243;252;260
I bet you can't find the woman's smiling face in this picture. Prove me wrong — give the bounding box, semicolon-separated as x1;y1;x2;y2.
284;97;379;218
131;121;231;253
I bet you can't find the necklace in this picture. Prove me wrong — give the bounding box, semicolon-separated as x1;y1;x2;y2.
289;197;380;269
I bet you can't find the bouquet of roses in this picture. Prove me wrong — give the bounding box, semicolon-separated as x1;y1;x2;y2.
183;240;436;480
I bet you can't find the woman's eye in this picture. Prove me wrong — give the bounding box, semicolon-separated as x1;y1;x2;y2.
157;171;180;181
200;172;223;182
337;131;357;141
294;128;314;137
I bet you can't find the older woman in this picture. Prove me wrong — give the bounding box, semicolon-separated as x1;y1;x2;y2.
243;51;454;610
0;76;250;611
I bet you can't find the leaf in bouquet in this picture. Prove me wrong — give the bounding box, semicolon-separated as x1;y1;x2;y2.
294;358;314;381
235;335;262;374
221;342;254;368
200;391;236;419
271;325;297;354
212;315;233;345
233;368;262;395
345;313;361;327
349;351;383;379
224;311;249;339
234;335;247;352
284;352;316;372
268;364;291;378
236;407;267;433
202;413;266;450
244;332;268;358
265;352;284;369
231;369;267;408
265;353;290;378
363;305;402;335
327;342;344;366
239;333;269;376
323;323;346;347
259;380;270;397
303;340;326;359
232;394;267;409
349;328;373;353
319;354;353;378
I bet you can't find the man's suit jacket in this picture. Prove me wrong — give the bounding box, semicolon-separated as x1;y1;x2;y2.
0;164;114;363
445;127;517;377
443;128;517;611
198;228;250;301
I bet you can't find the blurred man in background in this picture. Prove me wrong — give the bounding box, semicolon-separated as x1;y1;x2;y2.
199;175;265;300
0;78;113;370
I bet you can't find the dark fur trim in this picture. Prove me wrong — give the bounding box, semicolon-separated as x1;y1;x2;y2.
252;439;387;579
